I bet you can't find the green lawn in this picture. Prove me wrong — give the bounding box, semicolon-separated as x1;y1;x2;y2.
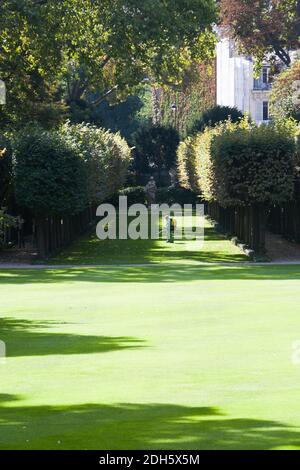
49;217;248;265
1;221;300;450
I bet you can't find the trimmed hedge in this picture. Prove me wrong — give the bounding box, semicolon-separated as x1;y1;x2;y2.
177;137;201;193
156;186;199;205
178;118;298;253
13;126;88;217
209;123;296;206
109;185;198;207
179;119;296;208
13;123;132;218
61;122;132;204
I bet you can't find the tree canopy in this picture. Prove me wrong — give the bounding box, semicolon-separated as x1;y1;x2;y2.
0;0;217;128
270;60;300;121
220;0;300;66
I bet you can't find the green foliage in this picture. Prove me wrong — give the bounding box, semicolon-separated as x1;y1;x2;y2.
199;122;296;206
178;118;297;206
0;0;217;129
69;86;153;143
13;126;88;216
133;125;180;182
0;208;17;248
61;122;132;204
191;105;244;134
156;186;198;205
270;60;300;122
177;137;201;193
0;135;13;206
220;0;299;67
109;186;146;206
158;62;216;138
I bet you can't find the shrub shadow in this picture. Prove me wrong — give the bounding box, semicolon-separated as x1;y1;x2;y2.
0;398;300;450
0;317;145;357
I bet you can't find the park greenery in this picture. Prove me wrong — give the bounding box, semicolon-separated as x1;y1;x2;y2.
133;125;180;185
190;105;244;134
13;124;131;218
2;0;300;454
0;208;16;247
178;118;298;208
0;0;299;256
220;0;300;67
0;0;217;129
270;60;300;122
14;126;88;217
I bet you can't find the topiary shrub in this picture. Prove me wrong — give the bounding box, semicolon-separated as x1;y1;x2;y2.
13;125;88;217
197;121;296;207
133;125;180;184
177;135;203;193
61;122;132;204
191;105;244;134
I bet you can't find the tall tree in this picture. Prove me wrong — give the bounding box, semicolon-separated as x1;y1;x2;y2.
0;0;217;128
219;0;300;66
269;60;300;121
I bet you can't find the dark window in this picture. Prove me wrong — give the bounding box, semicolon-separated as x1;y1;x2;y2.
263;101;269;121
262;67;269;84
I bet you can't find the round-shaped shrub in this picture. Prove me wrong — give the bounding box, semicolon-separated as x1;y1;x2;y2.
191;105;244;134
61;122;132;204
13;126;88;216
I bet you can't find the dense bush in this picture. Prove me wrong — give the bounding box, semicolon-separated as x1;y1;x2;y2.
191;105;244;134
61;122;132;204
13;126;88;216
177;136;201;193
133;125;180;184
109;186;146;206
156;186;199;205
13;123;132;217
198;121;296;207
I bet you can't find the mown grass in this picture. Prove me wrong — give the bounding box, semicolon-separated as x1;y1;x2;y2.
0;262;300;449
1;217;299;449
49;217;247;265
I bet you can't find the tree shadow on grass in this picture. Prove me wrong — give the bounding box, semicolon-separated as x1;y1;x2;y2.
0;397;300;450
48;222;247;266
0;317;145;357
1;264;300;285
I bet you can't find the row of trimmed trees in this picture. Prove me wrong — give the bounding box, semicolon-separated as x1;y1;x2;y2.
1;123;131;256
178;119;299;253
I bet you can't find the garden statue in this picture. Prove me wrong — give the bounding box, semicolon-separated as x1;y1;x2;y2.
145;177;157;206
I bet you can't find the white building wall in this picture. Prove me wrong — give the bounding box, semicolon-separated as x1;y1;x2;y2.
216;38;235;108
217;37;271;124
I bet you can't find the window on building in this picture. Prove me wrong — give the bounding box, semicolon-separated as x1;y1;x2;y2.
262;67;269;84
263;101;269;121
